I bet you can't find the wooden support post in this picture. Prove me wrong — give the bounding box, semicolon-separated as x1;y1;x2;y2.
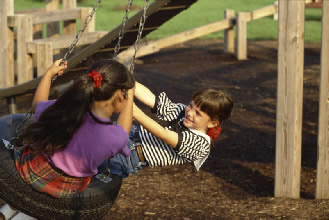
316;0;329;199
63;0;77;35
275;0;305;198
81;7;95;32
273;1;278;20
16;14;33;84
0;0;14;88
7;97;17;114
236;12;247;60
224;9;235;54
36;42;53;77
46;0;60;38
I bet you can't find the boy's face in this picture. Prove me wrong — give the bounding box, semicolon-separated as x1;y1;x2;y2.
183;101;217;133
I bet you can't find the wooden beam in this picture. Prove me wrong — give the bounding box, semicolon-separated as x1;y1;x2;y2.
224;9;235;54
0;0;14;88
27;31;107;53
118;19;231;64
316;0;329;199
275;0;305;198
246;4;278;22
236;12;247;60
7;9;82;27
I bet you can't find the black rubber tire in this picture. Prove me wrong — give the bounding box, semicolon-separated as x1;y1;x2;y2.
0;114;122;219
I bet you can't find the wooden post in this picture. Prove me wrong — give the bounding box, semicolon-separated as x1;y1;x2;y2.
81;7;95;33
46;0;60;38
7;97;17;114
224;9;235;54
316;0;329;199
275;0;305;198
16;14;33;84
63;0;77;35
0;0;14;88
236;12;247;60
36;42;53;77
273;1;278;20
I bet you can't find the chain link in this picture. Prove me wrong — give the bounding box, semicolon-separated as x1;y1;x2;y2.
52;0;102;82
14;109;32;139
129;0;150;73
113;0;134;58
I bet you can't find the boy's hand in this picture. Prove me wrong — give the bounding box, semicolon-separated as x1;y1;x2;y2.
46;59;68;78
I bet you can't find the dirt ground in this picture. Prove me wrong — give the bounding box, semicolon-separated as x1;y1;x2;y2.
1;39;328;219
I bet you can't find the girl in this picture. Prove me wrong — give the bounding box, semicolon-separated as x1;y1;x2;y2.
14;59;135;198
108;81;233;177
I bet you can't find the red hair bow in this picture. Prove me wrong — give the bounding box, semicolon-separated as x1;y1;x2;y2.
88;70;103;88
207;125;222;141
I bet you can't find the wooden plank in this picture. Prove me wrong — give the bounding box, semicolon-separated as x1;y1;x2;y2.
0;0;14;88
118;19;231;64
63;0;77;35
27;31;107;53
8;9;82;27
224;9;235;54
36;42;53;77
16;14;33;84
246;4;278;22
236;12;247;60
275;0;305;198
316;0;329;199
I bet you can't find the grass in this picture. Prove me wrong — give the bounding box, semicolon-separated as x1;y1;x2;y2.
14;0;322;43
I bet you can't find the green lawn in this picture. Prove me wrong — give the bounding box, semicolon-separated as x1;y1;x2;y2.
14;0;322;43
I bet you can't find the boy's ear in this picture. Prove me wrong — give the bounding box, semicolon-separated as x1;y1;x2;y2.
207;120;219;129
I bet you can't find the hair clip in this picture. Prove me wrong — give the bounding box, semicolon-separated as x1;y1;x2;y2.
88;70;103;88
207;125;222;141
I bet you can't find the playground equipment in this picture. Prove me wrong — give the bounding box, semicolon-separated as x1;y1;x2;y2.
0;0;199;218
0;0;328;213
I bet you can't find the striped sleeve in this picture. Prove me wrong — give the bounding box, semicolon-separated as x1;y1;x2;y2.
154;92;186;121
176;131;210;162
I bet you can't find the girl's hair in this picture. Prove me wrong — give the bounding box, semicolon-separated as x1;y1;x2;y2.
192;88;233;123
19;59;135;156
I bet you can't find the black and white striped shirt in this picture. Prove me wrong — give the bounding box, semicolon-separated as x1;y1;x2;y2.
139;92;211;169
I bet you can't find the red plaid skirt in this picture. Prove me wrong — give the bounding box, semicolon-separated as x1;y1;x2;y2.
14;147;91;198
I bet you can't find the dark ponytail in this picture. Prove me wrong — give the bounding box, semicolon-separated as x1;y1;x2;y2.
19;59;135;156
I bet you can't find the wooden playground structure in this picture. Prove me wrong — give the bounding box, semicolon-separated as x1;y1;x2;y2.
0;0;328;201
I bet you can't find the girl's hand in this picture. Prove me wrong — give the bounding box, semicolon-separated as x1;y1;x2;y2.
46;59;68;78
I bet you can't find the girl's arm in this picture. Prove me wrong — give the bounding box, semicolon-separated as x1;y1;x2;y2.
117;88;135;134
32;59;67;113
134;82;156;109
133;103;178;148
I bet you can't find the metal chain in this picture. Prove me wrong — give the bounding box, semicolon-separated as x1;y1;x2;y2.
12;0;102;141
52;0;102;82
15;110;33;135
129;0;150;73
113;0;134;58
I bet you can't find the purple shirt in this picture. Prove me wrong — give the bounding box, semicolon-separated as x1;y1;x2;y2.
35;100;130;177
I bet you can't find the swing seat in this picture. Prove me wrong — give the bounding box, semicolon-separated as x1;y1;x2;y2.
0;114;122;220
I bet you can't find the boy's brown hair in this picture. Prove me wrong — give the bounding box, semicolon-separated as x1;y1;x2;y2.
192;88;233;123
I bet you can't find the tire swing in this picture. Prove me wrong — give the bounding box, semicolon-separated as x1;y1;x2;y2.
0;0;149;219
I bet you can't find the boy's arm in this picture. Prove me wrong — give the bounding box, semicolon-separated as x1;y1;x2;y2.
117;88;135;134
134;82;156;109
32;59;67;113
133;103;178;148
